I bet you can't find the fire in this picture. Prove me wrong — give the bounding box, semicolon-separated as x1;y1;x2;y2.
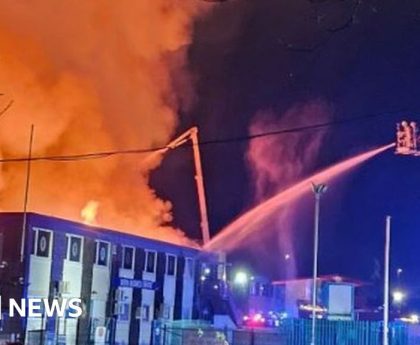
0;1;205;246
81;200;99;225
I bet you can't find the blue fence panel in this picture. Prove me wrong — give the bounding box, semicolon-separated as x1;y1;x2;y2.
153;318;420;345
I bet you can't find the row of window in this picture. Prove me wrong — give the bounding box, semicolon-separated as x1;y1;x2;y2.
116;303;169;322
32;228;194;276
130;304;172;322
97;298;187;324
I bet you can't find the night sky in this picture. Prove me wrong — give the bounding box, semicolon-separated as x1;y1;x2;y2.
151;0;420;304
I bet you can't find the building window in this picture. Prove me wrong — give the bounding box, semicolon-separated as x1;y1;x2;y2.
33;228;52;258
122;246;135;270
144;250;156;273
118;303;130;321
166;255;176;276
141;305;150;321
67;235;83;262
185;258;194;278
95;241;109;266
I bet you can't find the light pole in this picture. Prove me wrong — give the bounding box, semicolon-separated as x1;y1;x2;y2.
310;183;327;345
383;215;391;345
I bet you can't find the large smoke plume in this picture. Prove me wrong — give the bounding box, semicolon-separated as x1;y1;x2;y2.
246;101;331;277
0;1;203;245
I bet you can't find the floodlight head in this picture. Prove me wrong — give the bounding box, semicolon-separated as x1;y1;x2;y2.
233;271;249;286
312;183;328;196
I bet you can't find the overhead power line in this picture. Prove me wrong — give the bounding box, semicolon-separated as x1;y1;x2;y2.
0;97;13;119
0;108;412;164
200;108;412;145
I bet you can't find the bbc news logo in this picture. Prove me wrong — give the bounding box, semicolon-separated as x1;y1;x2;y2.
0;297;83;318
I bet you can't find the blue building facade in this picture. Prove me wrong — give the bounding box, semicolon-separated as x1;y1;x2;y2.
0;212;203;345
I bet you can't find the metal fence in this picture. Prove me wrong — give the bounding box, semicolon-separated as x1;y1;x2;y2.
153;319;420;345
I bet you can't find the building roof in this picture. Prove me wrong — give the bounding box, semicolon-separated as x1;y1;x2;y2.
0;212;201;256
272;274;366;287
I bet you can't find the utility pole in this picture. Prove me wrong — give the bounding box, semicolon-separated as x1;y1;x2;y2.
383;216;391;345
20;125;34;262
310;183;327;345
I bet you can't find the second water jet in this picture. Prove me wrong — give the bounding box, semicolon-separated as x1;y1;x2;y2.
205;143;395;252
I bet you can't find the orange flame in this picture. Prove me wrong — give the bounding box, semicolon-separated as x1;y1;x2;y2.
81;200;99;225
0;1;205;247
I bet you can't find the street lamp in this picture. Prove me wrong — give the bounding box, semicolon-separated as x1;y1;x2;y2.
392;289;406;317
392;290;406;304
397;268;403;286
311;183;327;345
233;271;249;286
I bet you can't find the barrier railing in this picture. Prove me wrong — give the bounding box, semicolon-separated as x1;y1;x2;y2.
153;319;420;345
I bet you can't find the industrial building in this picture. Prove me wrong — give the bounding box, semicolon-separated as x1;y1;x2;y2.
272;275;361;320
0;212;204;345
230;275;362;326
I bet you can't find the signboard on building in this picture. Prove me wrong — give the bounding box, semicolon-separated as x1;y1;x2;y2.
113;277;157;290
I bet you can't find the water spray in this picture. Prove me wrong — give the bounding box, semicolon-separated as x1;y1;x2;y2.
205;143;395;252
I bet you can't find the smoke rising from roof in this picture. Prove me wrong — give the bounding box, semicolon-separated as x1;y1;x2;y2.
0;1;204;245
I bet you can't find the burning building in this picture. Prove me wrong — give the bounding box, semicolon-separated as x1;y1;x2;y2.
0;212;206;345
